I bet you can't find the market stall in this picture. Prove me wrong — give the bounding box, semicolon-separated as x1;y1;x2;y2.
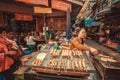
22;45;98;80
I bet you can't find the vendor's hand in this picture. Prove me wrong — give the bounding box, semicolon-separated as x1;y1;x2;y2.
73;48;78;50
90;48;99;56
5;51;17;56
11;45;18;50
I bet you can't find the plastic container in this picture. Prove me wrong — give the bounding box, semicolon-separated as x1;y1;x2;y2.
117;45;120;52
24;49;31;55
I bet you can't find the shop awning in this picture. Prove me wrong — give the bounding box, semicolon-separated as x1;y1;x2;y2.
112;0;120;9
112;0;120;5
96;8;111;16
91;22;101;26
81;10;92;19
85;18;94;27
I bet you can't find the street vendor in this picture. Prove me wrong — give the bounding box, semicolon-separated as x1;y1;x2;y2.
70;28;99;56
0;29;23;80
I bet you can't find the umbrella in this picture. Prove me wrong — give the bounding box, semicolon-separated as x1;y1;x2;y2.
66;7;71;40
112;0;120;9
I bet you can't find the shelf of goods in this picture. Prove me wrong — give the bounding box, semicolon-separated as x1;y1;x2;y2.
92;51;120;80
24;49;96;80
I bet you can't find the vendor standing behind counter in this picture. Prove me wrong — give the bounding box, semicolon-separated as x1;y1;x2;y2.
70;28;99;56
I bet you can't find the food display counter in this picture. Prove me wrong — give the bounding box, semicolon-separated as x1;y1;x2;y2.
23;49;98;80
92;50;120;80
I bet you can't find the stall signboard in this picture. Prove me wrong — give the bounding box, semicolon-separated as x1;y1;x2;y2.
34;7;52;13
16;0;48;6
52;0;72;12
15;13;33;21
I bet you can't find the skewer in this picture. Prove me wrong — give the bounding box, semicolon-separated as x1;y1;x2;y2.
71;59;75;71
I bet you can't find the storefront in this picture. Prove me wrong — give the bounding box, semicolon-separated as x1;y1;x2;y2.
0;0;72;32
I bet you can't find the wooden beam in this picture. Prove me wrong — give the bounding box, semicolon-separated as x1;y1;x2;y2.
0;2;66;17
66;0;83;6
0;2;34;14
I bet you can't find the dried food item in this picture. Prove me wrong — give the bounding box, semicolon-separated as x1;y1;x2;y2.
78;60;82;70
32;53;46;66
81;59;86;70
100;57;117;62
71;60;75;71
50;49;55;54
59;59;67;70
75;60;79;69
50;49;60;57
32;59;41;66
61;49;72;58
47;59;58;67
71;59;86;71
98;54;117;62
71;59;79;70
72;50;83;57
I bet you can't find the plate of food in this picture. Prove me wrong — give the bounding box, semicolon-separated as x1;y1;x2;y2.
36;53;47;59
32;59;42;66
32;53;47;66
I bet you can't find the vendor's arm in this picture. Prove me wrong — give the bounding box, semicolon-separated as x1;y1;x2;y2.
72;38;99;56
90;47;99;56
0;51;14;72
72;38;90;51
